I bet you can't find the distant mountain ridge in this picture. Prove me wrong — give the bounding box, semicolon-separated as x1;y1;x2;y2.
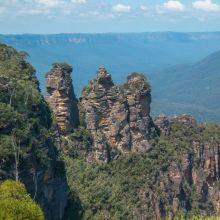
1;32;220;91
2;31;220;43
152;49;220;122
0;32;220;122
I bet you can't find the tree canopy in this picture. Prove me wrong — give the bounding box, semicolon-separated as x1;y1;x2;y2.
0;180;44;220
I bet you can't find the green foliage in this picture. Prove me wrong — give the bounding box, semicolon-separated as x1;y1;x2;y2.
0;103;17;132
0;180;44;220
62;127;92;158
0;43;56;180
64;121;220;219
0;44;67;219
171;213;220;220
0;44;37;84
52;63;72;73
64;145;172;219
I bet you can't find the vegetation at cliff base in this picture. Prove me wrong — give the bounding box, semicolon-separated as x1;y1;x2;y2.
63;122;220;219
0;180;44;220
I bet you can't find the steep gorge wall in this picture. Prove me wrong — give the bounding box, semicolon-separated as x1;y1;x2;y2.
153;115;220;216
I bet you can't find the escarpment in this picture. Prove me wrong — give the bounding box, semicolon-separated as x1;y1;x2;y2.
80;67;156;163
65;107;220;219
0;44;68;220
46;63;79;135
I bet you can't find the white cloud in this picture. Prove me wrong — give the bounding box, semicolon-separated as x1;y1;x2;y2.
193;0;220;12
112;4;131;13
140;5;148;11
34;0;60;8
80;11;99;17
163;1;185;11
71;0;87;4
19;8;50;15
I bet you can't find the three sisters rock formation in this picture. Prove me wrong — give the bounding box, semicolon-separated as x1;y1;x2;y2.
46;65;156;163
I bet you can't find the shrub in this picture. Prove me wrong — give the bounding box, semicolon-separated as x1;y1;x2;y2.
0;180;44;220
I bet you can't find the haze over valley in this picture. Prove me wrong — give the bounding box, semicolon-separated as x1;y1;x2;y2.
1;32;220;122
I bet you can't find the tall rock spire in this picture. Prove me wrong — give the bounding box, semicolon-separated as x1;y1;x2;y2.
80;68;156;163
97;66;114;87
45;63;79;135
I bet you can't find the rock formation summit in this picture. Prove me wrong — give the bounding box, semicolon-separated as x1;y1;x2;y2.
80;67;156;162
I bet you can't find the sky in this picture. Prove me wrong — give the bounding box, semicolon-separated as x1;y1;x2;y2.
0;0;220;34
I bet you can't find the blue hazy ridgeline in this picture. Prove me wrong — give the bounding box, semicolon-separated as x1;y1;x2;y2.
1;32;220;122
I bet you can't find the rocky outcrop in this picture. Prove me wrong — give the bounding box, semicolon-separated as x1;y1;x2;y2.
154;114;171;136
80;67;156;163
46;63;79;135
163;142;220;217
192;140;220;214
154;114;197;136
171;114;197;127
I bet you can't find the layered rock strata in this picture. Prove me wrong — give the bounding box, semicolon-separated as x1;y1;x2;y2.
80;67;156;163
46;63;79;135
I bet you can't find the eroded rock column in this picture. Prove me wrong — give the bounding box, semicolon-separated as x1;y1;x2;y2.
80;67;156;163
45;63;79;135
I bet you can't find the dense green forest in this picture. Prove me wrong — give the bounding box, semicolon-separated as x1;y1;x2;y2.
63;122;220;219
0;43;67;219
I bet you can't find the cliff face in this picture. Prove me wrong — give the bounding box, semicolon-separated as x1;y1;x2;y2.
80;67;156;163
46;63;79;135
0;44;68;220
152;115;220;217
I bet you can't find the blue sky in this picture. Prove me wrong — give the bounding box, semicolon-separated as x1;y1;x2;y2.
0;0;220;33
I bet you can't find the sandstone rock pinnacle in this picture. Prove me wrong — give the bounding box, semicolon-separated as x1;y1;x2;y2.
45;63;79;135
80;68;156;163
